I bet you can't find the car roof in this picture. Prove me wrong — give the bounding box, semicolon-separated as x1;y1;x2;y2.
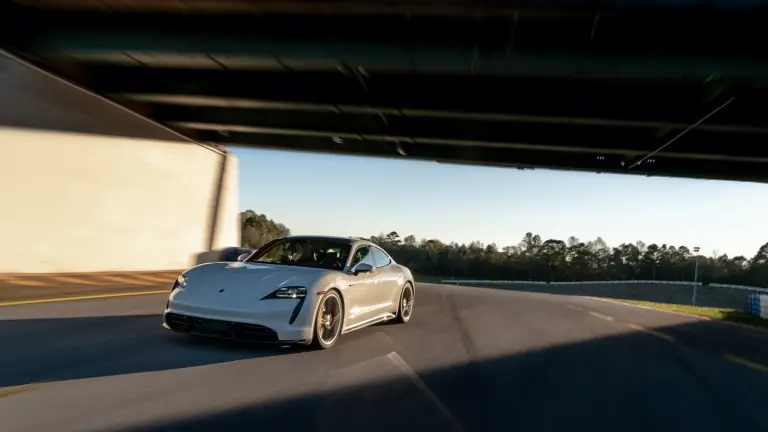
280;234;352;241
279;235;378;248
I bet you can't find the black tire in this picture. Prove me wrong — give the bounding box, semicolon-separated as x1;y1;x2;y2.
310;290;344;349
395;283;415;324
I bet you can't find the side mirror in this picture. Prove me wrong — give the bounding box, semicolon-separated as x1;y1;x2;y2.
352;262;374;275
237;253;249;262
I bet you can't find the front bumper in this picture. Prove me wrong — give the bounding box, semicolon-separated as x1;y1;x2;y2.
164;289;315;343
163;312;310;344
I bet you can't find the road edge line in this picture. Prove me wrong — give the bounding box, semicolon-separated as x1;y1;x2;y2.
585;296;709;319
723;354;768;373
624;322;676;342
0;290;168;307
585;296;768;334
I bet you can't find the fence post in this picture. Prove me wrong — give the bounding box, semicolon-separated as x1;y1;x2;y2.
691;284;698;307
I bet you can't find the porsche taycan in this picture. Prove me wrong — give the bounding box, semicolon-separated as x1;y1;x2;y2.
163;235;415;349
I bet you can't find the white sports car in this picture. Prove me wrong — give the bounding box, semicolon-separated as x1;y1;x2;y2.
163;235;415;349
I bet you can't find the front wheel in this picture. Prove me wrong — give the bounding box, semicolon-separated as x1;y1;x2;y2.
310;290;344;349
395;283;414;324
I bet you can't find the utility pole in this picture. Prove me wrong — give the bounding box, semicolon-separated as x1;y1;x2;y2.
692;246;700;306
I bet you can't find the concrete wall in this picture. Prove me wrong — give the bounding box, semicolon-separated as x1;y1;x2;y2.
0;52;240;273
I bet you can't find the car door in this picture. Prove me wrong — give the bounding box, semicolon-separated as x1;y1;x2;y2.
370;246;401;310
343;245;380;327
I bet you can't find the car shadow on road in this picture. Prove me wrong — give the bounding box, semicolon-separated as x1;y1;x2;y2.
4;296;768;432
0;314;298;387
109;317;768;432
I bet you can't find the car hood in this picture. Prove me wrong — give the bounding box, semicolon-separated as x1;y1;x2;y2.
185;261;331;298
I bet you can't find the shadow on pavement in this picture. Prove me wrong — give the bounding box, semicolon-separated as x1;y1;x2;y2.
458;282;750;310
3;294;768;431
113;318;768;432
0;314;294;387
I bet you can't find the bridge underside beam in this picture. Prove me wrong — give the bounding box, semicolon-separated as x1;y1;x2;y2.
207;130;768;184
80;68;768;170
12;0;760;16
6;3;768;183
76;68;761;129
10;7;768;66
12;62;768;182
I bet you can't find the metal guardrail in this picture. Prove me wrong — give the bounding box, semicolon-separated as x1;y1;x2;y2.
442;279;702;286
440;279;768;291
710;283;768;293
440;279;768;310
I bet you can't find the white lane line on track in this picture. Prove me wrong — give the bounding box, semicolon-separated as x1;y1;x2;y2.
625;323;676;342
386;352;465;432
587;311;615;321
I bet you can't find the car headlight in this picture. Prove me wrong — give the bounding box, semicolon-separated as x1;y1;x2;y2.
172;274;187;291
263;286;307;299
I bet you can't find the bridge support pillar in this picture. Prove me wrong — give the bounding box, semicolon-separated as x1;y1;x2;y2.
0;51;239;273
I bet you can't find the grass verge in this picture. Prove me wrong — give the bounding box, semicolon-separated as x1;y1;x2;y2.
0;384;43;398
615;300;768;330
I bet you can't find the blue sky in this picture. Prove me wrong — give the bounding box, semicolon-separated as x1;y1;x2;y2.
230;146;767;258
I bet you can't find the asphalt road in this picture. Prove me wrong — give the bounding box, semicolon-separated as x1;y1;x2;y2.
2;283;768;432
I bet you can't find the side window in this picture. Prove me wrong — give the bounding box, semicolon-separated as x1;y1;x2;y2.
371;247;391;268
349;246;374;268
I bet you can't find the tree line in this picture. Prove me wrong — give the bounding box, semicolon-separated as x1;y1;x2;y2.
240;210;291;250
240;210;768;288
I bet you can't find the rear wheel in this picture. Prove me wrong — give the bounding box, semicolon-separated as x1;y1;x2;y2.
395;283;414;324
310;290;344;349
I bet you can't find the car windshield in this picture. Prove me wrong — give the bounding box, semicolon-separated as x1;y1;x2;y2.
246;237;352;271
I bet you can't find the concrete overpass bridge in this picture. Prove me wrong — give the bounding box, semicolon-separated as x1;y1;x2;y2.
2;0;768;273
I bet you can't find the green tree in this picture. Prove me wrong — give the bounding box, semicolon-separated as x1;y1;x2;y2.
239;210;290;249
241;210;768;288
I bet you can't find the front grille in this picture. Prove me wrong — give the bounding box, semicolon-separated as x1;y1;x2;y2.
232;322;279;343
164;313;279;343
191;317;231;338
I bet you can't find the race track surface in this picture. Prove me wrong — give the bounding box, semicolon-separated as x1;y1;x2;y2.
2;283;768;431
